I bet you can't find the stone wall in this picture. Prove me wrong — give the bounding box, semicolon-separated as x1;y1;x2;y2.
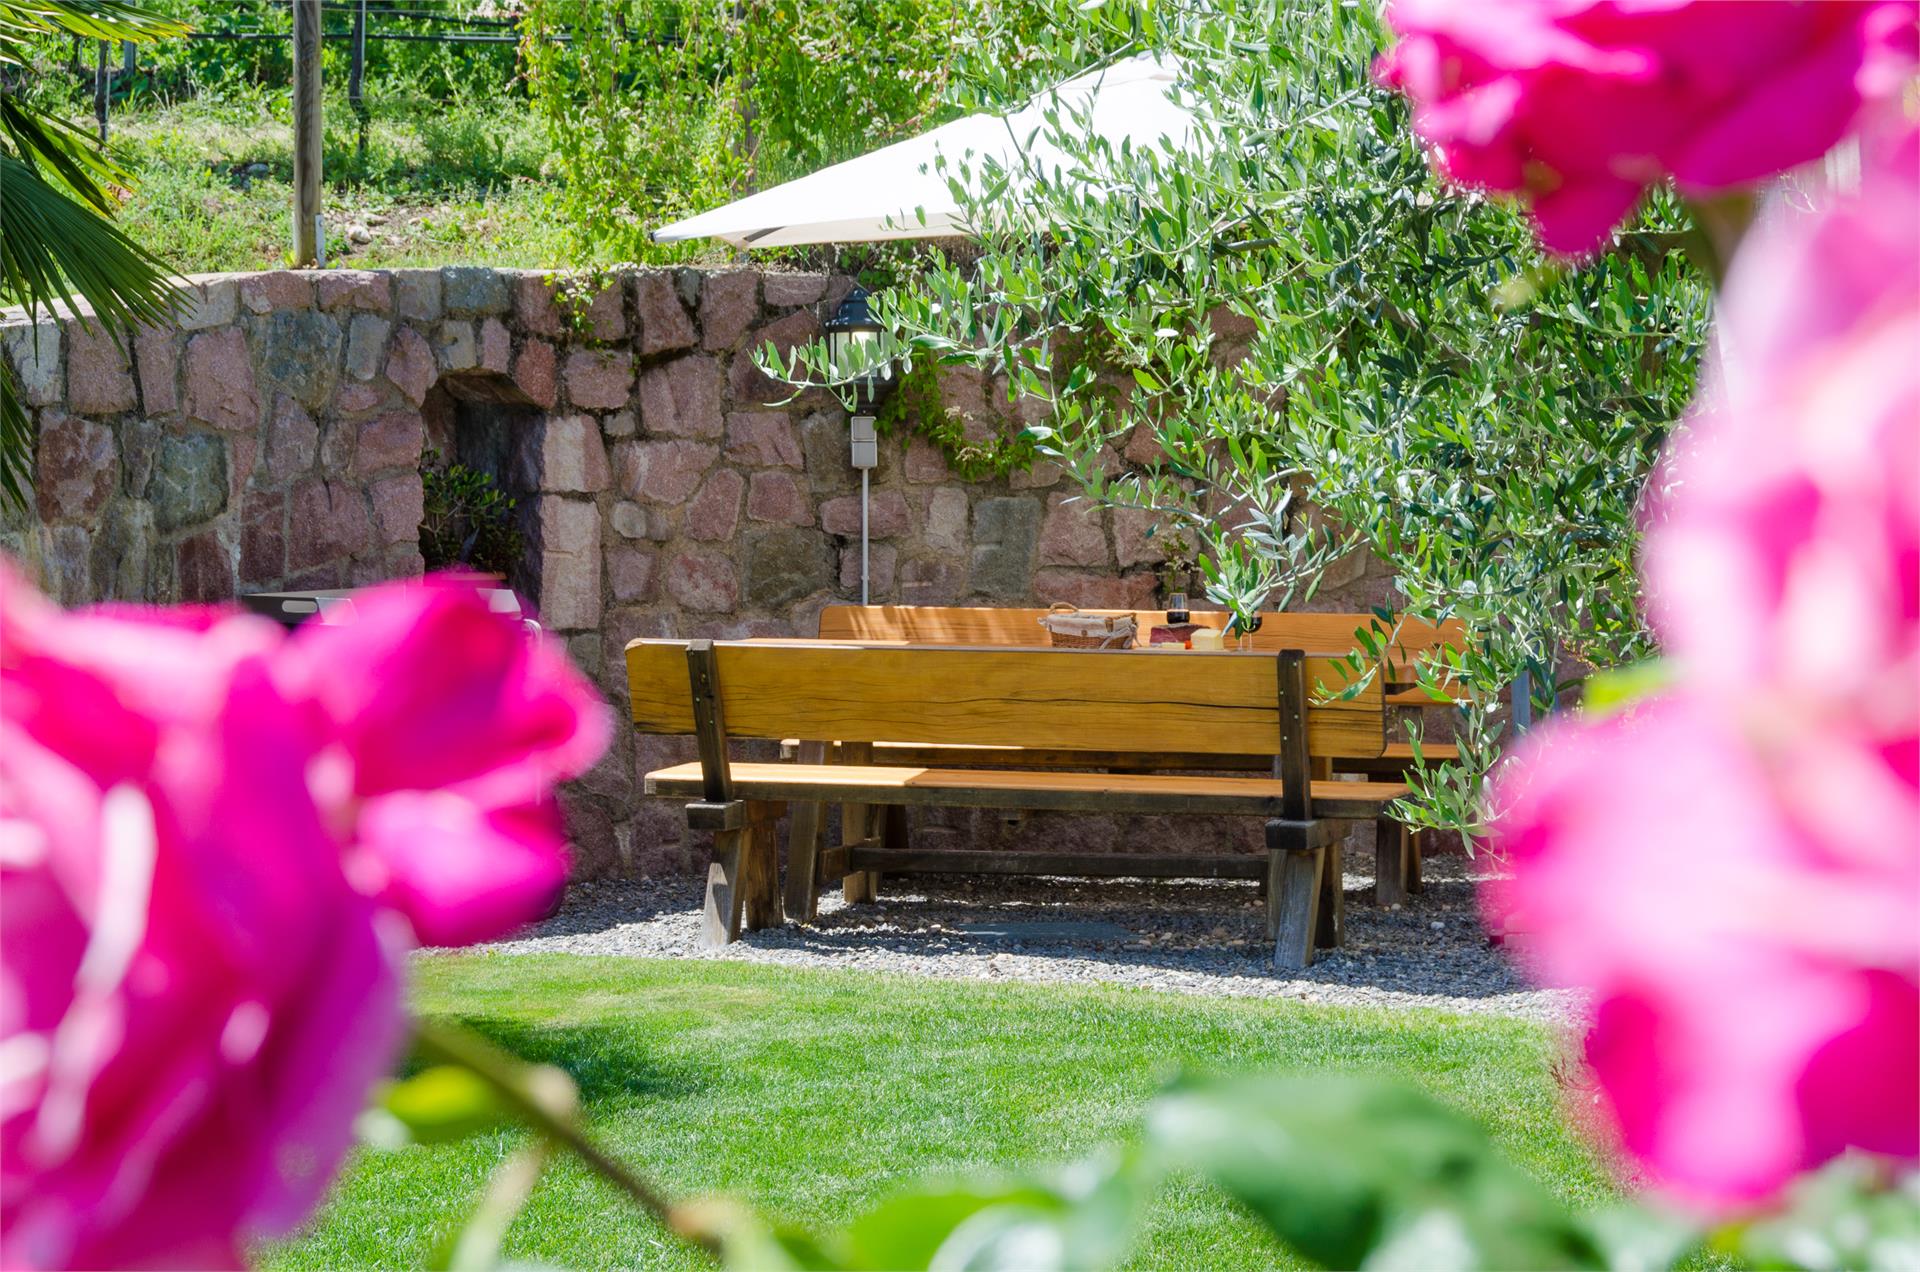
3;265;1396;878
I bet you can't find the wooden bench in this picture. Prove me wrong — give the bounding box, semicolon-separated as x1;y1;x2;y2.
802;605;1465;900
627;638;1407;969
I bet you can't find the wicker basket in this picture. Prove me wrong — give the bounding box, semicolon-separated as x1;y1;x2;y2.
1037;603;1137;649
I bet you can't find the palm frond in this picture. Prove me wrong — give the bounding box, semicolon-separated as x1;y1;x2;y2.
1;95;131;212
0;0;187;50
0;360;33;510
0;153;178;335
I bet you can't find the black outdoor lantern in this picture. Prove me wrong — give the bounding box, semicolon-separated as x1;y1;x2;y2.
823;285;895;413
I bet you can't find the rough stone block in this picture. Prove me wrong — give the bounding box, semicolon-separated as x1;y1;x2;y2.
320;417;356;475
368;474;424;547
353;410;426;476
1112;506;1168;567
35;413;117;523
240;490;286;584
602;409;637;439
344;314;392;382
614;438;715;504
685;469;744;541
1122;423;1165;466
663;548;739;612
35;524;91;605
512;339;558;410
607;542;656;603
441;266;511;316
904;437;950;482
566;349;633;411
264;395;320;477
536;499;601;629
969;496;1042;597
317;270;391;311
611;499;669;541
65;321;137;415
539;414;611;493
146;431;229;531
724;411;802;467
745;470;813;526
183;328;261;431
636;355;722;437
512;271;563;336
1008;457;1064;490
1032;568;1159;610
288;477;373;570
258;310;342;411
821;488;908;538
91;500;154;599
898;556;965;605
699;272;758;351
240;271;314;314
840;541;896;595
435;320;478;372
634;272;697;356
4;322;62;405
479;318;513;374
1039;490;1109;567
762;272;826;307
176;530;235;602
925;486;969;551
392;269;443;321
335;382;384;414
730;310;820;405
134;324;179;414
582;280;625;341
799;411;858;492
384;325;435;407
176;277;237;330
744;527;833;608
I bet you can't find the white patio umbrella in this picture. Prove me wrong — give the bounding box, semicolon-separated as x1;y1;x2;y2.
650;52;1191;248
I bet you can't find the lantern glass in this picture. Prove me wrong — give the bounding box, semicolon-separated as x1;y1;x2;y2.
824;286;894;408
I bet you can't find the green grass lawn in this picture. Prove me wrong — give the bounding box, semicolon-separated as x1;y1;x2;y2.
265;954;1611;1271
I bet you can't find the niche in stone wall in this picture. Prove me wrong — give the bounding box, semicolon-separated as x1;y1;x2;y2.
419;371;545;604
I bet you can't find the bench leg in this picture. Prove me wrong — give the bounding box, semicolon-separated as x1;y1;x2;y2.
1375;815;1410;906
1314;836;1344;949
743;800;784;932
1408;827;1425;894
842;802;878;903
701;827;748;947
1267;845;1324;971
841;742;880;904
782;742;829;922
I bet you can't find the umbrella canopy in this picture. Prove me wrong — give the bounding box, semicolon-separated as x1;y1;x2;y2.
650;53;1190;249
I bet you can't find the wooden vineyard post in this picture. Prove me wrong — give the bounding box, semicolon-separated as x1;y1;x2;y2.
290;0;323;266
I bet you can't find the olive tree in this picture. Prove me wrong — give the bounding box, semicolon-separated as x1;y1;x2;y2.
776;0;1712;839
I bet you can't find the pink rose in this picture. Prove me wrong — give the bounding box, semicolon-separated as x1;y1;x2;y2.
276;579;612;946
1485;133;1920;1207
1376;0;1918;254
1;569;612;1267
0;574;404;1269
1486;703;1918;1207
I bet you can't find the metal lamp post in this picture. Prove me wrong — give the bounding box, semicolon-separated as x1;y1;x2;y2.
823;287;896;604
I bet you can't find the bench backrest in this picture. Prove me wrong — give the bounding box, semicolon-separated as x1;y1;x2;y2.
815;605;1463;683
627;639;1385;760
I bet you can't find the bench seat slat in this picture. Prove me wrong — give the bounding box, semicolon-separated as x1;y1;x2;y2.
645;761;1407;819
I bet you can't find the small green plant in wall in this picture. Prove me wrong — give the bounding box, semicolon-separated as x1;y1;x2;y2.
419;450;524;578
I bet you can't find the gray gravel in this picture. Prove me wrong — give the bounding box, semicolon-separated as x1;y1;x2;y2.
472;853;1579;1025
